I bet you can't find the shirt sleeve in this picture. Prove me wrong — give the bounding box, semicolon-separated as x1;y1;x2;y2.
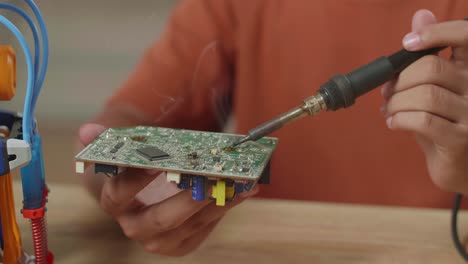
104;0;236;132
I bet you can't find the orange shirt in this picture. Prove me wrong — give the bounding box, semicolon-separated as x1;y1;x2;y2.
106;0;468;208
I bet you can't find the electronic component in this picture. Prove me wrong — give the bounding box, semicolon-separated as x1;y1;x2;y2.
211;149;220;155
191;176;206;201
225;181;235;201
212;180;226;206
235;182;245;194
136;146;170;161
167;172;181;184
75;126;278;207
75;126;277;181
94;164;124;176
110;142;125;154
214;164;224;172
177;174;191;190
131;136;147;142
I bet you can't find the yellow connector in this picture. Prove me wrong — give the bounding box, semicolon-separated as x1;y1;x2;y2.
0;46;16;101
212;180;226;206
226;183;235;201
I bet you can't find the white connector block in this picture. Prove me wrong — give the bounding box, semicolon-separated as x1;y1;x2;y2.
167;172;181;184
75;161;85;173
7;139;31;170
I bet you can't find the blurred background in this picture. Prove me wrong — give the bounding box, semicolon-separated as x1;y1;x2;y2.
2;0;178;184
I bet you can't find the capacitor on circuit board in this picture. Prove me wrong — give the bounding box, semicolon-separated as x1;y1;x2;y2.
177;174;191;190
0;46;16;101
191;176;206;201
225;181;235;201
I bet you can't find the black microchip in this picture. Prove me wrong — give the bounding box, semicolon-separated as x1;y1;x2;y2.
136;146;170;161
114;142;124;149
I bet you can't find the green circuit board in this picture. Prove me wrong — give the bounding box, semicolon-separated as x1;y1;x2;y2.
75;126;278;181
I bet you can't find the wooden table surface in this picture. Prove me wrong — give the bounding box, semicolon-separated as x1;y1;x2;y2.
11;181;468;264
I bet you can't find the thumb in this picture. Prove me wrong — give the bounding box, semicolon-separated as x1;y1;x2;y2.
79;123;107;146
411;9;437;32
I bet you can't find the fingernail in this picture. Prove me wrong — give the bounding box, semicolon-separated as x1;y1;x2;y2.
381;82;395;100
403;32;421;50
386;116;393;128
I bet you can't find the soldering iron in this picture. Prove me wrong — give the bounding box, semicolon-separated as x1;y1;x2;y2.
233;45;444;147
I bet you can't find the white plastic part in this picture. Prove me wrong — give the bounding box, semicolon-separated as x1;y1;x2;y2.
167;172;181;184
18;250;35;264
6;139;31;170
75;161;85;173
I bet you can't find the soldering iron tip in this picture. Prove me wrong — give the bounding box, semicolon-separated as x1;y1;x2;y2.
233;136;251;147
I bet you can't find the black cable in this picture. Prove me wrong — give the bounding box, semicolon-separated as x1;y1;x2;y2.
452;193;468;261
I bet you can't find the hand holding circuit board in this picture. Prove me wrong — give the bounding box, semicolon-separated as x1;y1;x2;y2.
75;123;276;255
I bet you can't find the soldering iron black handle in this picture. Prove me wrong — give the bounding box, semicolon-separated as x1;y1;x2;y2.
319;46;445;111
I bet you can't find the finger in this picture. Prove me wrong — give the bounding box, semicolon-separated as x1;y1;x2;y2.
451;46;468;66
403;19;468;51
100;169;162;216
79;123;106;146
391;55;467;96
120;184;259;242
386;111;460;145
117;189;212;241
411;9;437;32
143;187;258;253
381;80;397;101
384;84;468;123
134;172;183;206
159;218;221;257
142;200;240;255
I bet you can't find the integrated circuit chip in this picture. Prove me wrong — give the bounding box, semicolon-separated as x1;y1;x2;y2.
136;146;170;161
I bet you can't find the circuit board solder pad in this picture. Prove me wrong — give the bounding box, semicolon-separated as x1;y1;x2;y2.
75;126;278;182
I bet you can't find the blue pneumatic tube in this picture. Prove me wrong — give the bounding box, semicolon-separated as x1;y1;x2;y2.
20;134;45;209
0;3;41;77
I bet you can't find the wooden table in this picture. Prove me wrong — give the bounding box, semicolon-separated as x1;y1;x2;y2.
11;181;468;264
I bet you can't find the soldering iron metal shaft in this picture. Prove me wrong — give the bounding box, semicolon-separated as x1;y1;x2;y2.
234;46;445;147
233;94;327;146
